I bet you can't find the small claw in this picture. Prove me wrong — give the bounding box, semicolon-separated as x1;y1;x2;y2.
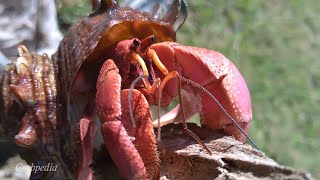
77;117;97;180
152;104;180;128
152;90;199;128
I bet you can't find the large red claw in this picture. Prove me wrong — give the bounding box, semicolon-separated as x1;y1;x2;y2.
149;42;252;142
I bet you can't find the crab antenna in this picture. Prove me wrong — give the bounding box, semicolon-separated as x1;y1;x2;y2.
176;76;212;155
129;74;147;129
177;75;261;151
157;71;211;154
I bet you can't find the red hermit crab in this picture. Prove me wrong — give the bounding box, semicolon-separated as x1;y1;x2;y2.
0;0;252;179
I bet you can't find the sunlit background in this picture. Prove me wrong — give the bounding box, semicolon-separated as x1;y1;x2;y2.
1;0;318;179
57;0;319;178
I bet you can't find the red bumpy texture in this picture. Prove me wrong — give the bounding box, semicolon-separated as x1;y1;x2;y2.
150;42;252;142
95;59;159;180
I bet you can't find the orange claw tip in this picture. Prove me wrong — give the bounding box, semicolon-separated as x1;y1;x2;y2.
14;125;38;147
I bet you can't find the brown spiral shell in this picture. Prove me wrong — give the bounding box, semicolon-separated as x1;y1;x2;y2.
52;0;187;140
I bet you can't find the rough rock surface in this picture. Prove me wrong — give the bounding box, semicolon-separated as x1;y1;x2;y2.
158;123;314;180
0;123;314;179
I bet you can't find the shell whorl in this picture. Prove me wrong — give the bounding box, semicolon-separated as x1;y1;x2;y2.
2;45;58;145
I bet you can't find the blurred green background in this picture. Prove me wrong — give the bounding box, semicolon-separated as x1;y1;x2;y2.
56;0;319;178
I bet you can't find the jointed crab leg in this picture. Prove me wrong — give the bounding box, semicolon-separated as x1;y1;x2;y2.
77;100;97;180
95;59;159;180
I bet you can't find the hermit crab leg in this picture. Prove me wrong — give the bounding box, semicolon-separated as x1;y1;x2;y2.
77;101;97;180
96;59;146;179
96;59;159;179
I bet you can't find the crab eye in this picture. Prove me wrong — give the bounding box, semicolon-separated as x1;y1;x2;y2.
131;39;141;51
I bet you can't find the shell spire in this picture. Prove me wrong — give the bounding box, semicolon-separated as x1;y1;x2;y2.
97;0;119;12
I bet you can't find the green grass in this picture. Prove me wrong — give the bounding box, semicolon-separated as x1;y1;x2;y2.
178;1;320;177
57;0;320;178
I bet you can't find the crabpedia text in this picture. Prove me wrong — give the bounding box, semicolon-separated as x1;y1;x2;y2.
16;162;58;173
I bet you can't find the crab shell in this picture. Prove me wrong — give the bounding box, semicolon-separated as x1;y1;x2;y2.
49;0;187;177
52;0;186;118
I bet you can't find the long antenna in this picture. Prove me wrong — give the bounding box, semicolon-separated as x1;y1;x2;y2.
128;74;147;129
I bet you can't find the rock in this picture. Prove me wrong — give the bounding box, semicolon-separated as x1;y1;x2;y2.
0;123;314;179
0;0;62;57
158;123;314;180
0;155;30;180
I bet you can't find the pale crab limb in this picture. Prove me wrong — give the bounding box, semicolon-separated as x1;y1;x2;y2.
152;104;180;128
152;90;199;128
77;101;97;180
96;59;159;179
77;117;95;180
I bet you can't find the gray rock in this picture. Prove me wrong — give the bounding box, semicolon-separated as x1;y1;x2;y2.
158;123;314;180
0;0;62;57
0;155;30;180
0;123;314;179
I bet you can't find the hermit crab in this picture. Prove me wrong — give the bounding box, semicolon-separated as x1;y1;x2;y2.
0;0;252;179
